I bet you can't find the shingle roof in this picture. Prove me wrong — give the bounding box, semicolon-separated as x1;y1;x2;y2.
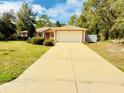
36;27;51;32
52;25;88;31
36;26;87;32
20;26;88;33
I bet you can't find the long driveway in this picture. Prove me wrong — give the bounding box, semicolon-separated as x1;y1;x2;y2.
0;43;124;93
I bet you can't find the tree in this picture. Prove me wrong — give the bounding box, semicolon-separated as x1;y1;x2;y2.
35;19;43;28
74;0;124;40
55;21;61;27
68;15;77;25
0;19;6;40
35;15;54;28
0;11;16;40
16;2;36;38
76;15;87;27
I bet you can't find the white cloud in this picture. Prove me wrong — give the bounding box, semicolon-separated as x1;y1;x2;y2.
32;4;46;14
46;0;84;23
0;0;85;23
0;1;45;15
67;0;77;5
0;1;22;13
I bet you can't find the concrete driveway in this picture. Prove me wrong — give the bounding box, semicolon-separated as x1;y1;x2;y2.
0;43;124;93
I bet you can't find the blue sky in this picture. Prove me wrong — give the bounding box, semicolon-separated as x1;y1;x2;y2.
0;0;85;23
34;0;67;8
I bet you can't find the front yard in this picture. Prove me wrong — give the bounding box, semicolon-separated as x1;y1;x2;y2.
86;41;124;72
0;41;50;85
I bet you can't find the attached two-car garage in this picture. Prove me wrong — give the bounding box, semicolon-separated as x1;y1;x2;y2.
56;31;83;43
54;26;87;43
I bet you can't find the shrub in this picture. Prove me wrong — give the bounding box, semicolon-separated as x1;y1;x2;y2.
0;32;5;40
43;39;54;46
122;41;124;45
8;34;18;40
50;38;54;42
27;39;32;43
31;37;45;45
16;36;28;41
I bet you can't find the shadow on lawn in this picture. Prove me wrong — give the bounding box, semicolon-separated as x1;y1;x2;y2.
0;49;17;55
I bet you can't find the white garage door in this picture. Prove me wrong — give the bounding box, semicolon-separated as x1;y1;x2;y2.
56;31;82;42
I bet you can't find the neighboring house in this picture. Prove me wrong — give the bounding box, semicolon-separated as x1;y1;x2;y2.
20;31;28;37
21;25;88;43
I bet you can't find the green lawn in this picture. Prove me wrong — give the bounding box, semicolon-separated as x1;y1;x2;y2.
86;41;124;72
0;41;50;85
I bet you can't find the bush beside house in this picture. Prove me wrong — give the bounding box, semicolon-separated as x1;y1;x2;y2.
30;37;54;46
43;39;54;46
31;37;45;45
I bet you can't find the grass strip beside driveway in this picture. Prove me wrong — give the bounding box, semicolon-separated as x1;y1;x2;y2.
86;41;124;72
0;41;50;85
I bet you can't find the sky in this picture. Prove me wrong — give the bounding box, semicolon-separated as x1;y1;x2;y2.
0;0;85;23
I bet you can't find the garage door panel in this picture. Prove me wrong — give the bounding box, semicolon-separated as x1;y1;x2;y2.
56;31;82;42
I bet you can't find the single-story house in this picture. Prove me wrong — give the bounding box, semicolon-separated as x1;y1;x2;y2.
21;25;88;43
